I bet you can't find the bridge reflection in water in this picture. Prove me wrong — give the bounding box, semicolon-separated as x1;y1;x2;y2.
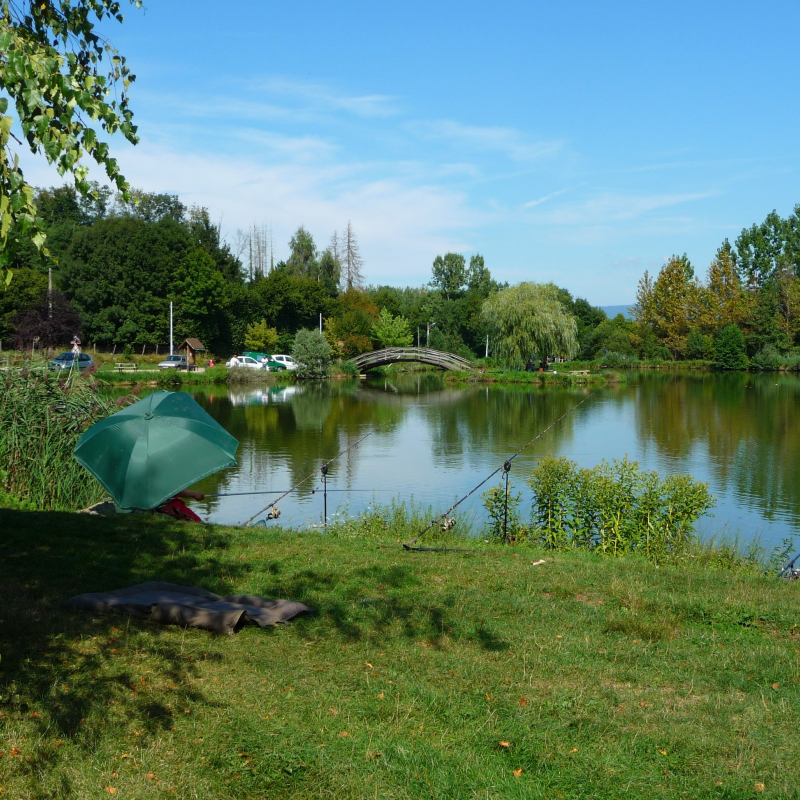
350;347;473;372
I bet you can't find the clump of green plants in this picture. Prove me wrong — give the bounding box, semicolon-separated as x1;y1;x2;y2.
0;366;131;511
480;456;716;562
528;456;715;560
481;479;526;542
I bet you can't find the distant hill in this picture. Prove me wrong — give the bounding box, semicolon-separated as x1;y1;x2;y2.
600;304;633;319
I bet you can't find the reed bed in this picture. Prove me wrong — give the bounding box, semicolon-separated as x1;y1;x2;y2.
0;366;127;511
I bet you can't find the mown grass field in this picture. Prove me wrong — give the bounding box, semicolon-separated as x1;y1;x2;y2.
1;509;799;799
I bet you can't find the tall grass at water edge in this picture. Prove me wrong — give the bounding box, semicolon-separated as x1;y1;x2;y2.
0;366;131;510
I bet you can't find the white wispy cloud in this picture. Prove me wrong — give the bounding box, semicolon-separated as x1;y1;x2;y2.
522;187;572;208
408;120;563;163
527;191;717;226
256;77;400;118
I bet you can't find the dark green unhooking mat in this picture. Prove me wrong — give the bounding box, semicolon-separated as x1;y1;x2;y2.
61;581;313;635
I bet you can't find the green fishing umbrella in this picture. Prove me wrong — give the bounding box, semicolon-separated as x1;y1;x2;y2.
74;391;239;510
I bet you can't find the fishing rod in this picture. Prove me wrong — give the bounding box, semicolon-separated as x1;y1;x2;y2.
403;392;596;552
241;412;404;526
206;488;399;498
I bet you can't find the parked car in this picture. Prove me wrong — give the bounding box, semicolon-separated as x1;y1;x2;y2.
48;352;94;372
158;354;189;370
271;354;298;370
226;355;265;370
242;351;287;371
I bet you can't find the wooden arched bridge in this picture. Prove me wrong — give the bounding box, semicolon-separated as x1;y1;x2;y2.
350;347;473;372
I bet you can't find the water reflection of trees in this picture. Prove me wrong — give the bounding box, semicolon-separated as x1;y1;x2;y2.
634;372;800;522
423;386;590;463
196;383;407;492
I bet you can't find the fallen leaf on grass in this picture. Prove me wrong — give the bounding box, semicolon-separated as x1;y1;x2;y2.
121;753;129;759
772;683;779;690
530;560;545;567
339;731;349;738
519;697;527;707
147;774;155;780
365;662;374;668
330;709;338;715
378;693;385;699
658;750;667;756
499;741;511;749
486;694;491;702
134;731;142;736
105;788;117;796
569;748;578;753
30;712;41;718
9;749;20;758
715;781;722;786
755;783;765;792
513;769;523;777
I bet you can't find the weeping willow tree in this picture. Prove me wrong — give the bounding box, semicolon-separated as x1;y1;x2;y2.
482;282;578;368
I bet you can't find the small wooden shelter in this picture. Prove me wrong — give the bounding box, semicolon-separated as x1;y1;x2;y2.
179;338;206;368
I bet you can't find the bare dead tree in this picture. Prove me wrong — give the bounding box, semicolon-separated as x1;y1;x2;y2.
342;221;364;291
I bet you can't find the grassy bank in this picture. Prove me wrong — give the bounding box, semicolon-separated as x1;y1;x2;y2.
445;368;623;386
1;509;799;799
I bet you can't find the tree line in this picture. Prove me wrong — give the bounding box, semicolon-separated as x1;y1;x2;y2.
0;185;608;363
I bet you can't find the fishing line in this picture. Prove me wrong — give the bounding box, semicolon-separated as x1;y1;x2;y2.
241;411;404;526
403;392;596;551
206;488;399;498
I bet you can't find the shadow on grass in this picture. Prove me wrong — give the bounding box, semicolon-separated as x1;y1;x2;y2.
0;508;253;762
246;558;510;651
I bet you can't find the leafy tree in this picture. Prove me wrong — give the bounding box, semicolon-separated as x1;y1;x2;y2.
371;307;413;348
292;328;332;379
250;270;336;335
715;324;747;370
466;254;492;294
0;0;141;270
648;255;701;358
431;252;466;300
685;329;714;360
735;206;800;289
0;265;46;338
481;282;578;369
580;315;634;359
317;248;341;295
701;240;749;333
170;249;227;348
11;289;81;349
244;318;278;353
324;288;377;357
285;226;318;278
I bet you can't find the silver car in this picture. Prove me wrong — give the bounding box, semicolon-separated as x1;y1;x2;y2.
158;354;189;370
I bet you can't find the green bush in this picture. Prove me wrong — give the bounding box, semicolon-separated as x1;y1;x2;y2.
715;324;747;370
292;329;332;379
335;359;360;378
751;344;785;371
526;456;715;561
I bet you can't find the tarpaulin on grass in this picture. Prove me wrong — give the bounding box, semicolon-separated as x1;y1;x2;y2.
60;581;313;635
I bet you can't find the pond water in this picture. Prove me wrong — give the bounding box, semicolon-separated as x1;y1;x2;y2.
157;371;800;550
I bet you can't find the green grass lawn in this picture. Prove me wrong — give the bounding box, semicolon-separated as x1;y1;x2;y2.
1;510;798;799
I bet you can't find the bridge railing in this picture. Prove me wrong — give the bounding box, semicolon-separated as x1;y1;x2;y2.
351;347;473;371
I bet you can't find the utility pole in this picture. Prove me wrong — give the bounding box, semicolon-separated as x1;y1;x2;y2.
426;321;436;347
169;302;173;355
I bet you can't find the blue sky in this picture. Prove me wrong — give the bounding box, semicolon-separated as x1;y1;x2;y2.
19;0;800;304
